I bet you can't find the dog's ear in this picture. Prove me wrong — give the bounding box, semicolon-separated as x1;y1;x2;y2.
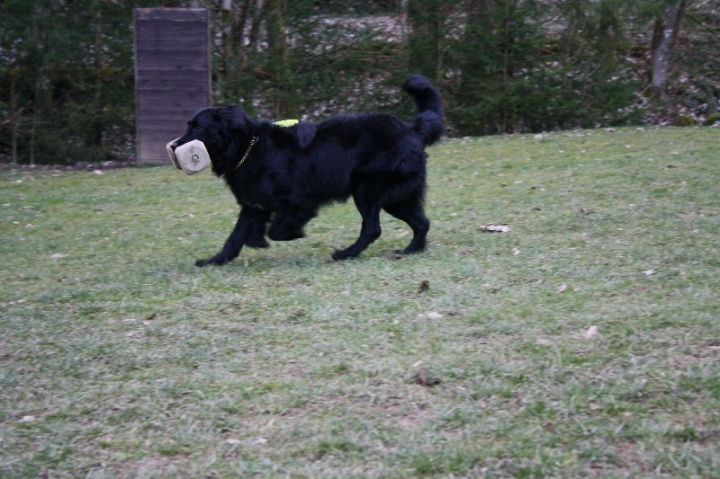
294;123;316;149
213;106;251;134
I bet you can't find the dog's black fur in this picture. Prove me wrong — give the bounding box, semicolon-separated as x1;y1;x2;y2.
171;74;443;266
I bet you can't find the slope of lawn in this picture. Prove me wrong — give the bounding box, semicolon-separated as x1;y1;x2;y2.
1;126;719;478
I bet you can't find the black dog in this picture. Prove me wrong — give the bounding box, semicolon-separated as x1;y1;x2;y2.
171;74;443;266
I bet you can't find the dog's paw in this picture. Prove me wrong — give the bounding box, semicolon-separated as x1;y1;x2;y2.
245;236;270;249
331;249;355;261
195;256;227;267
391;249;406;260
397;244;426;255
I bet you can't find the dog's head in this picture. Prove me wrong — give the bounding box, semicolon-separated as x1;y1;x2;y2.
170;105;254;173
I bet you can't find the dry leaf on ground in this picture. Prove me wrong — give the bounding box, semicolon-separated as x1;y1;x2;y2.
481;223;512;233
411;361;441;387
583;325;599;339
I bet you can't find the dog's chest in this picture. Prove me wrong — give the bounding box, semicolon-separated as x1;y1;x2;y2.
226;175;278;211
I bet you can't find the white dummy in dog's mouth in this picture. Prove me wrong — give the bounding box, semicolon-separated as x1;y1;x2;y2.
166;138;211;175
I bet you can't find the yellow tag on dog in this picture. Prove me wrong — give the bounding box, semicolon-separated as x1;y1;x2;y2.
274;119;299;127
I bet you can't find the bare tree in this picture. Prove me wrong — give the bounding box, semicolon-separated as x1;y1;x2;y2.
407;0;453;83
266;0;297;118
650;0;688;101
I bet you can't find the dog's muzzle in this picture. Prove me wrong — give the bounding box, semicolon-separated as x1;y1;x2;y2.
166;138;211;175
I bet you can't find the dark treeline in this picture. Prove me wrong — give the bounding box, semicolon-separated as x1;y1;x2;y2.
1;0;718;164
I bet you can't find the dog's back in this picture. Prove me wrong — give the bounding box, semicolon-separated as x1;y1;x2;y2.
302;74;442;153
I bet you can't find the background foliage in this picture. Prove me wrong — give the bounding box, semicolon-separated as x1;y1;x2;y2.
1;0;718;164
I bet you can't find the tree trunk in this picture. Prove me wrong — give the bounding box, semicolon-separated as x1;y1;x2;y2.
12;119;20;166
249;0;265;52
407;0;450;83
266;0;297;119
9;76;20;165
233;0;251;50
29;4;42;166
650;0;686;101
90;8;104;149
30;108;38;167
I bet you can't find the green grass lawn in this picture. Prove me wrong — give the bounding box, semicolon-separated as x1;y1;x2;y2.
1;127;719;478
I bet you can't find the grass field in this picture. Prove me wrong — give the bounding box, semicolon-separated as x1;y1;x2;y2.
1;127;719;478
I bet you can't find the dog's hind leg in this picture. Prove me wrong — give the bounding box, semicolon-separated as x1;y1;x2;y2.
383;195;430;255
332;188;383;261
196;207;270;266
246;219;270;248
268;203;317;242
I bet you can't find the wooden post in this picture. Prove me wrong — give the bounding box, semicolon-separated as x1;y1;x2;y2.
134;8;211;165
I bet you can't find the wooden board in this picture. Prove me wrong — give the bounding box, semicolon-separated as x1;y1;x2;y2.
134;8;211;165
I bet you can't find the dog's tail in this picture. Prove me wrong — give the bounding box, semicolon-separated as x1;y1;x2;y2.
403;74;444;146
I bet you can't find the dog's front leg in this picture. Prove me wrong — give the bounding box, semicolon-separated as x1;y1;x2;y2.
196;207;270;267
